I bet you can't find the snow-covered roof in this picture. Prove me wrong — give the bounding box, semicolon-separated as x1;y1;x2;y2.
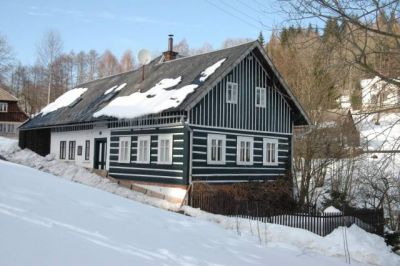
40;88;87;116
21;41;310;129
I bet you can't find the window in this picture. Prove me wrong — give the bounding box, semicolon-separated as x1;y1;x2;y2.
263;138;278;165
59;141;66;159
68;141;76;160
158;134;173;164
226;82;238;103
77;146;83;156
119;137;131;163
207;134;226;164
137;135;151;164
237;136;253;165
85;140;90;161
255;87;266;107
0;102;8;112
7;124;14;133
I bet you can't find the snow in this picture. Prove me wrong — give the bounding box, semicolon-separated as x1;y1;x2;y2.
114;83;127;92
353;112;400;151
361;76;400;107
1;136;398;265
40;88;87;116
104;85;118;95
324;206;342;213
199;58;226;82
93;77;201;119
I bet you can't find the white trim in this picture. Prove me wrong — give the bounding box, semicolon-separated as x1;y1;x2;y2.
263;138;279;166
236;136;253;165
192;166;285;170
109;172;182;180
192;127;291;138
157;134;173;165
226;81;238;104
192;173;284;177
0;102;8;112
110;166;182;173
118;136;131;163
207;134;226;165
137;135;151;164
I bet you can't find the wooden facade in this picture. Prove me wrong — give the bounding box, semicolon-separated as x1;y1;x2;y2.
0;87;28;137
19;41;310;190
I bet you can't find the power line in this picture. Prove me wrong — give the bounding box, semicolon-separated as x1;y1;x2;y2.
204;0;262;31
219;0;263;26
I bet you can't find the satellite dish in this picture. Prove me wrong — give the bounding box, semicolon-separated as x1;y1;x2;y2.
138;49;152;65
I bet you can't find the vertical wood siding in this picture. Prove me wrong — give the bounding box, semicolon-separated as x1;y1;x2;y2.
188;51;292;134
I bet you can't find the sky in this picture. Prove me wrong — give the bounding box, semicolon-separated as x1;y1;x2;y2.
0;0;285;65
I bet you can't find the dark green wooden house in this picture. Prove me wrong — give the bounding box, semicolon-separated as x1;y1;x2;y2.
19;37;310;201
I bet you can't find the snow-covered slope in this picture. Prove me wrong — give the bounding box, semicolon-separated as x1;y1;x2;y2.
0;137;398;266
0;159;361;266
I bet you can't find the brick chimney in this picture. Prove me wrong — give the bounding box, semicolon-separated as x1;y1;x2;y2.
163;34;178;61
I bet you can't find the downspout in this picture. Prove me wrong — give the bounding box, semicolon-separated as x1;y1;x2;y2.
181;120;193;207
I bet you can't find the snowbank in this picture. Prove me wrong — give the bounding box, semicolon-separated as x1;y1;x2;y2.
40;87;87;116
0;137;180;212
324;206;342;213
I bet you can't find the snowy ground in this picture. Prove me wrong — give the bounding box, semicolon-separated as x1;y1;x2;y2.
0;137;398;266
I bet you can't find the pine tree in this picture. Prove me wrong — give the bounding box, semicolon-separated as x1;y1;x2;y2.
258;31;265;46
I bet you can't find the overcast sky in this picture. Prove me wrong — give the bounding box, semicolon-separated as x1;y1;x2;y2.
0;0;286;64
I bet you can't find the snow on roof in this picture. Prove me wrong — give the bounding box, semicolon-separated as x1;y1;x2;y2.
93;77;194;119
94;58;227;120
40;88;87;116
104;85;118;95
323;206;342;213
199;58;226;82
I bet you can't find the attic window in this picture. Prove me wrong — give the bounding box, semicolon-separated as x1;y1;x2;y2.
0;102;8;112
255;87;266;107
226;82;238;104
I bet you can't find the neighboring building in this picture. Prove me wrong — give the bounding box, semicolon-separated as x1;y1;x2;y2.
295;109;360;159
0;87;28;138
19;38;310;201
361;76;400;109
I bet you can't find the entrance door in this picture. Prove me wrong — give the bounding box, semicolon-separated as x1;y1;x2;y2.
94;138;107;170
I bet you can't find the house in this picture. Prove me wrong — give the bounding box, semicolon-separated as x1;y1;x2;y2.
0;87;28;138
19;37;310;202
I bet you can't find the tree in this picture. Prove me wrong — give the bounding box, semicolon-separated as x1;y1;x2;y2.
258;31;265;46
222;37;253;48
0;34;14;86
173;39;190;56
120;49;135;72
75;51;87;85
87;49;99;81
36;30;63;104
97;50;120;78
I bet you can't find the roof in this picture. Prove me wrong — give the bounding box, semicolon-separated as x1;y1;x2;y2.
318;109;354;128
0;87;18;102
21;41;310;130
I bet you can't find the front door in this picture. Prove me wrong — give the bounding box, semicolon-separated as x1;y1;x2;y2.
94;138;107;170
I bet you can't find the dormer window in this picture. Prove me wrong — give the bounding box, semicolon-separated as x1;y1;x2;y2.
0;102;8;112
226;82;238;104
255;87;266;107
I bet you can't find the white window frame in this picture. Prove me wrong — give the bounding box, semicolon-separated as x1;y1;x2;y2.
255;87;266;107
157;134;173;165
236;136;254;165
207;134;226;165
0;102;8;112
226;82;238;104
137;135;151;164
118;137;131;163
263;138;279;166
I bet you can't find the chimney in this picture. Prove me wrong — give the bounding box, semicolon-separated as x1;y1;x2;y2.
163;34;178;61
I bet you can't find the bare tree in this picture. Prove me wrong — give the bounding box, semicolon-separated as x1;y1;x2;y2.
120;49;135;72
36;30;63;104
87;49;99;81
0;34;14;85
97;50;120;78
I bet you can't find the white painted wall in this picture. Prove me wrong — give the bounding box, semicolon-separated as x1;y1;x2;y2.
50;124;111;170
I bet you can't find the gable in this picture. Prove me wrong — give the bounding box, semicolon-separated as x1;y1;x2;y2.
188;49;294;133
